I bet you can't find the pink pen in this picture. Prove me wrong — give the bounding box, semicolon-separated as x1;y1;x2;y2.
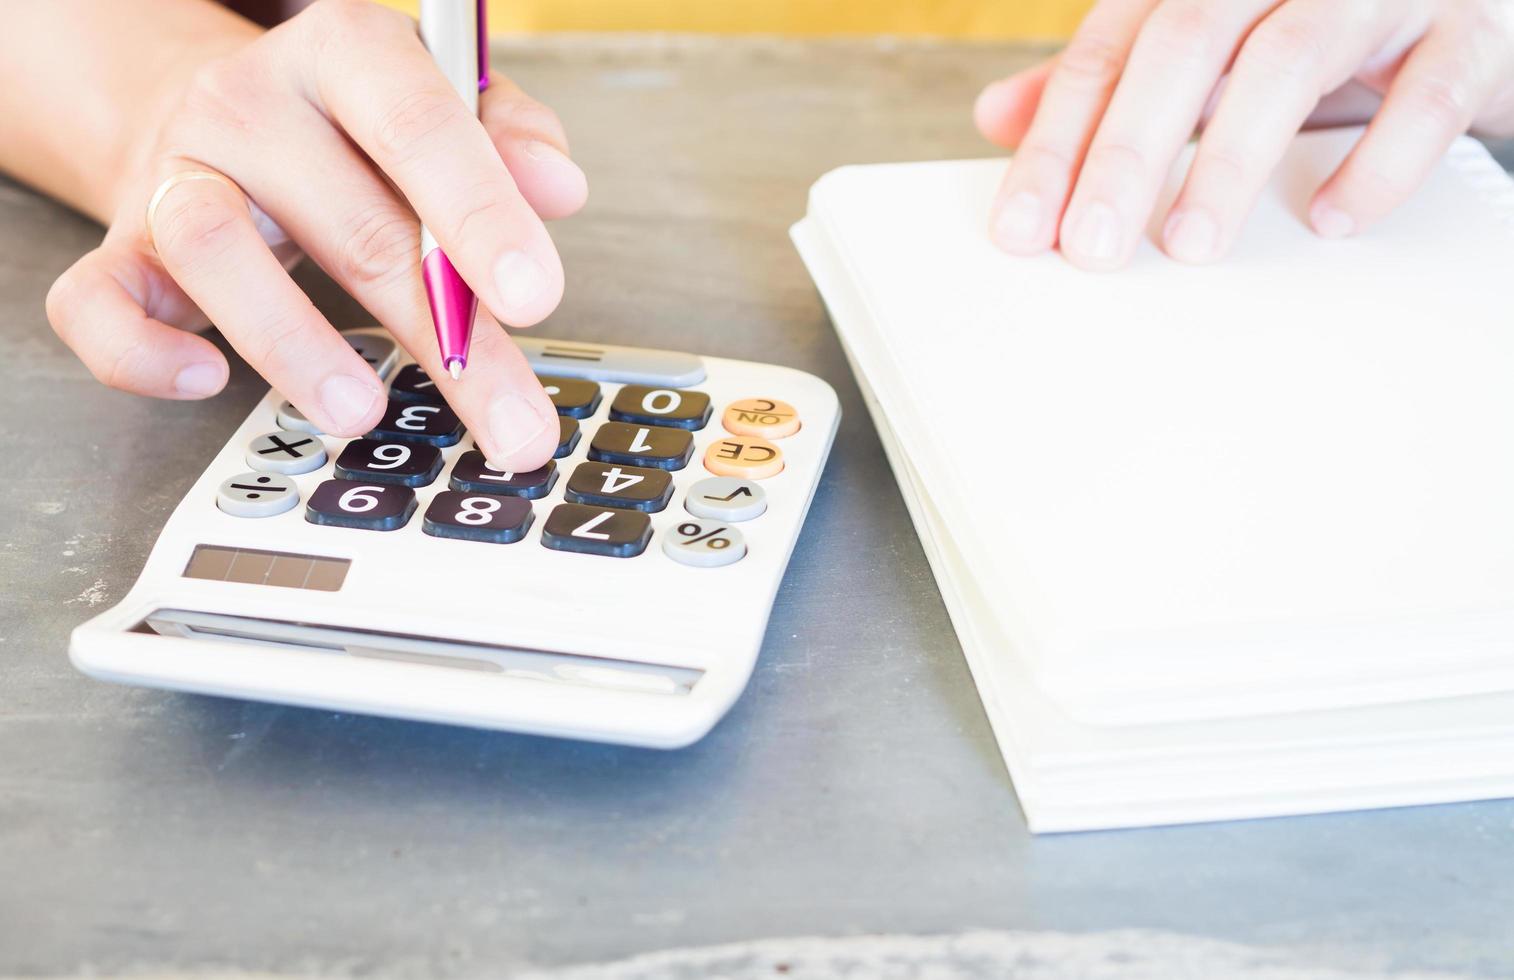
418;0;490;380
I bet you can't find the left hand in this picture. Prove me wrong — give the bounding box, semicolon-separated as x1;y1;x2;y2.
973;0;1514;270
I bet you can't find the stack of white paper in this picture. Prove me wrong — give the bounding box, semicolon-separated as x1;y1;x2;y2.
792;129;1514;831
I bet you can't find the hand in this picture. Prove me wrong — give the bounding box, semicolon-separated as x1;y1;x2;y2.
973;0;1514;270
44;0;586;470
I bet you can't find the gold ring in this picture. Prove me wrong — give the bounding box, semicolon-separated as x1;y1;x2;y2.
144;170;246;254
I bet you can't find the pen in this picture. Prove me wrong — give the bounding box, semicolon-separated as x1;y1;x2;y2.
419;0;489;380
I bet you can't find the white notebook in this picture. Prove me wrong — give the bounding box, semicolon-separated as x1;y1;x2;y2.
792;128;1514;832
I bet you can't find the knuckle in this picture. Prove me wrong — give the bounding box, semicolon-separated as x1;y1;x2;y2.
98;340;149;393
374;90;468;165
1405;74;1475;131
311;0;399;35
251;315;311;378
486;96;568;146
446;191;515;248
1144;0;1224;61
337;202;418;288
1241;14;1330;79
153;194;241;269
44;265;85;332
1083;141;1148;180
179;58;261;136
1056;34;1128;86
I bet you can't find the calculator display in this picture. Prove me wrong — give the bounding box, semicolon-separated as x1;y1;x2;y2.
183;545;350;592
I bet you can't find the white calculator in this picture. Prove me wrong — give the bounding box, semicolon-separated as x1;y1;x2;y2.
70;329;839;748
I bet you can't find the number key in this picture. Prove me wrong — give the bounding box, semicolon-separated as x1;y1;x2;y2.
539;375;601;418
334;439;443;487
306;480;416;531
565;461;672;512
423;492;534;544
588;422;693;470
369;400;464;447
389;364;446;404
609;385;711;430
541;504;652;558
555;416;581;459
449;450;558;498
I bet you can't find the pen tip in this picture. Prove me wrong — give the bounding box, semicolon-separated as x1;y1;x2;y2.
447;360;464;381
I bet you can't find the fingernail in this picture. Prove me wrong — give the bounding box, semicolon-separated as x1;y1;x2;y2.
318;373;382;433
1065;201;1123;263
493;250;551;321
173;362;224;397
1164;207;1219;264
523;140;580;173
1311;202;1355;239
992;192;1045;250
486;390;552;465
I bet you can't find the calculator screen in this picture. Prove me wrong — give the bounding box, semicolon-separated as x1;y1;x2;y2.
183;545;350;592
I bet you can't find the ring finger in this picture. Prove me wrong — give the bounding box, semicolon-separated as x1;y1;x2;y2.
145;163;388;436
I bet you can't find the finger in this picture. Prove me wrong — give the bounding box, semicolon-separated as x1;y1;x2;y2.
481;73;588;221
1163;0;1418;264
986;0;1163;255
147;167;387;436
1312;16;1499;238
304;2;563;328
974;60;1055;148
46;240;228;399
1058;0;1285;271
228;107;560;471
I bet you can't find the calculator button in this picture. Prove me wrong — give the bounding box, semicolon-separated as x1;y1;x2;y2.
609;385;712;430
305;480;416;531
541;504;652;558
664;520;746;567
722;398;800;439
703;436;783;479
275;399;322;435
516;336;706;387
539;375;602;418
449;451;558;498
565;462;673;512
388;364;446;404
334;439;443;487
216;472;299;518
423;492;534;544
246;431;328;475
344;332;399;379
555;416;582;459
368;401;464;447
588;422;694;470
684;477;767;522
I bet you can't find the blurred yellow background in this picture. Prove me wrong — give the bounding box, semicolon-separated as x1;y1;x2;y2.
373;1;1093;40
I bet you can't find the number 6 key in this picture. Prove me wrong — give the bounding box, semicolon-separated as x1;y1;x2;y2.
306;480;417;531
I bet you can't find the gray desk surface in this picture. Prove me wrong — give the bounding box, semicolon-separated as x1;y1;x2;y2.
3;35;1513;980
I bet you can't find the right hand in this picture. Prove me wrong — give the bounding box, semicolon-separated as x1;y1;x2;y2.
45;0;586;471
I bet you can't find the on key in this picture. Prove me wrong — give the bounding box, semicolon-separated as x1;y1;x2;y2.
609;385;712;430
541;503;652;558
368;400;464;447
588;422;693;471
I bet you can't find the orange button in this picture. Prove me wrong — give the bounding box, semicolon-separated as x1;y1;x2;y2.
704;436;784;479
722;398;800;439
